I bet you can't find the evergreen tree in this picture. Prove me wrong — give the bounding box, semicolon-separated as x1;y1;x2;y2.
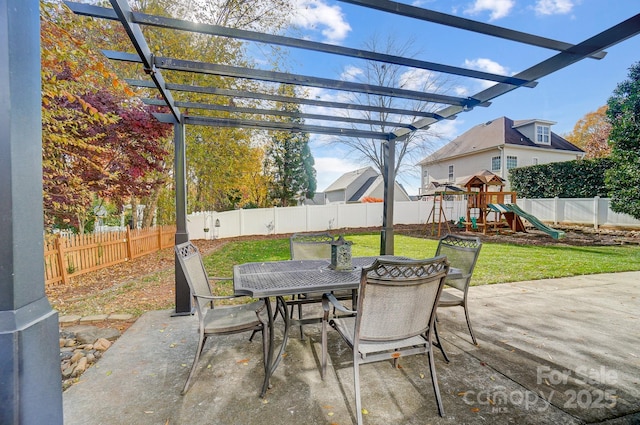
264;86;316;206
605;62;640;219
265;129;316;207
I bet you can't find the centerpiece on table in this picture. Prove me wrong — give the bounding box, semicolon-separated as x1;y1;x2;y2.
329;235;353;271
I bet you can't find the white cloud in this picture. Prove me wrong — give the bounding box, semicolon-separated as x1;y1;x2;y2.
465;0;514;20
464;58;511;89
398;68;437;91
410;0;436;7
291;0;352;43
464;58;509;75
340;65;364;82
534;0;574;15
454;85;470;96
430;118;464;142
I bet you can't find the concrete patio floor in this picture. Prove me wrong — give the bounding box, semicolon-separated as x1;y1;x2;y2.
63;272;640;425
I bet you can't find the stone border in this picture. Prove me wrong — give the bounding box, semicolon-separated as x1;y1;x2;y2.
59;313;135;326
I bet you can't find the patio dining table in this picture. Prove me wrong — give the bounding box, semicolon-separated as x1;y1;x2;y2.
233;256;461;397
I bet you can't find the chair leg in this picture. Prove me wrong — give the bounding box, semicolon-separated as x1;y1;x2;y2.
249;329;258;341
321;317;328;379
297;301;305;341
354;356;363;425
182;334;207;395
427;348;445;417
432;320;450;363
251;299;280;342
287;296;306;340
260;324;269;382
463;302;477;345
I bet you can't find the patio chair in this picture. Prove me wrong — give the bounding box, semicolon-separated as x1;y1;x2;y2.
288;233;355;339
435;234;482;345
175;241;267;395
321;256;450;423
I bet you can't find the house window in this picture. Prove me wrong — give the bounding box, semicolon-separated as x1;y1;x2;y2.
536;125;550;144
506;156;518;169
448;165;454;182
532;157;539;165
491;156;501;171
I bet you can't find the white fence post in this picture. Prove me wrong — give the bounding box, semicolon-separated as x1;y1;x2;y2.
594;196;600;230
273;206;278;234
186;198;640;239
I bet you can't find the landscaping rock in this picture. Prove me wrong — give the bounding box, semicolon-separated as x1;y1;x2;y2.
68;325;121;344
93;338;112;351
59;324;122;390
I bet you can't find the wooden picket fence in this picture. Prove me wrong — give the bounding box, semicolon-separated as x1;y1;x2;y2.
44;225;176;287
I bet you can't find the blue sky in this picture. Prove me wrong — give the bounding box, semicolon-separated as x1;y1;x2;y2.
271;0;640;195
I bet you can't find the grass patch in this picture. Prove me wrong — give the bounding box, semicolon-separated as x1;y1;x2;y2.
203;234;640;286
55;233;640;317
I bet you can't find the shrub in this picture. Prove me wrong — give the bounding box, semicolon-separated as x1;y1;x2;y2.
510;157;612;198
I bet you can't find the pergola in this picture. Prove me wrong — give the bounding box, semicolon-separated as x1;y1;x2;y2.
2;0;640;422
65;0;640;316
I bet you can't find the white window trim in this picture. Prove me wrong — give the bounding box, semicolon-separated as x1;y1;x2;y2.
491;156;501;171
535;124;550;145
506;155;518;169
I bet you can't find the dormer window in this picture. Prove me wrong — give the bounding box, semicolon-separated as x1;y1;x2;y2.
536;124;550;145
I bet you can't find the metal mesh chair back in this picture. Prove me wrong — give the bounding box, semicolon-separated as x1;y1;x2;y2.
175;241;212;315
290;233;334;260
435;234;482;291
174;241;267;395
357;257;449;342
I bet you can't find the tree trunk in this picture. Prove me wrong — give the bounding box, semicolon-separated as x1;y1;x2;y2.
130;198;138;229
142;189;160;228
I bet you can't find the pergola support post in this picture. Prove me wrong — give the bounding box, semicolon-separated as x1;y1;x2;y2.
380;139;395;255
173;123;191;315
0;0;63;423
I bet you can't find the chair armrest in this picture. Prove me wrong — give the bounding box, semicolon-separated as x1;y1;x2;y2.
193;293;239;301
205;277;235;299
209;276;233;282
322;293;356;320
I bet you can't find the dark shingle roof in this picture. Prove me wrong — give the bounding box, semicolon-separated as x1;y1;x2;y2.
348;176;377;202
419;116;583;165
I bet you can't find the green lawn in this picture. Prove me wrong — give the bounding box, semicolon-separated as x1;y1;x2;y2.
56;232;640;316
203;233;640;287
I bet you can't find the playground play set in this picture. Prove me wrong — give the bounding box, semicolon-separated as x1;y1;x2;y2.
422;170;565;240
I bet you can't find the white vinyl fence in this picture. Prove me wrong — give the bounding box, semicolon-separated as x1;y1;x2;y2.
187;197;640;240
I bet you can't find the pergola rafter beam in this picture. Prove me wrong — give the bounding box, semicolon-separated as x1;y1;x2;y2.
103;50;482;108
65;2;536;87
128;79;447;119
339;0;607;60
143;98;417;129
151;113;391;139
108;0;181;123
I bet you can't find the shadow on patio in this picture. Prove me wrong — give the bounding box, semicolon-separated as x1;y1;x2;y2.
63;272;640;425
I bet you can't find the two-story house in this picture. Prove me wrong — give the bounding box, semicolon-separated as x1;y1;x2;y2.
417;117;585;192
